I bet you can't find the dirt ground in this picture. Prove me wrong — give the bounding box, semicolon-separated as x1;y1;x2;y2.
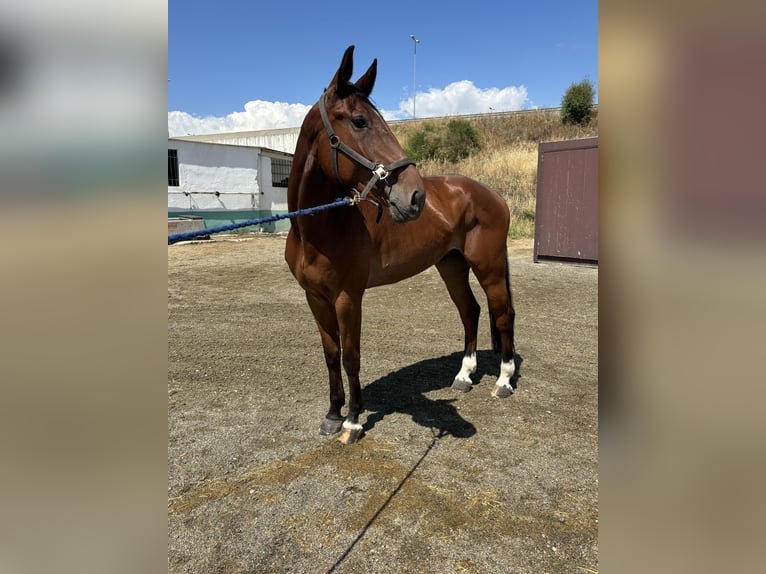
168;234;598;574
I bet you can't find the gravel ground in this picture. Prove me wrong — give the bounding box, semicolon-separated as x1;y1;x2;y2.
168;234;598;574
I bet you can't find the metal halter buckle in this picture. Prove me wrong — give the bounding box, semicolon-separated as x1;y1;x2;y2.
372;164;389;182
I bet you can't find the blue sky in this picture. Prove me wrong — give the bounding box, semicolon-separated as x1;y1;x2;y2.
168;0;597;135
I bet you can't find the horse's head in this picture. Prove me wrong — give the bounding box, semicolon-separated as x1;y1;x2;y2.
316;45;425;223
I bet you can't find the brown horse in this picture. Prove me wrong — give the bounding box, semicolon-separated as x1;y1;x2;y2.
285;46;516;444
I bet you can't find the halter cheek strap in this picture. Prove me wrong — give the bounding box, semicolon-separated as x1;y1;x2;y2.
319;91;416;203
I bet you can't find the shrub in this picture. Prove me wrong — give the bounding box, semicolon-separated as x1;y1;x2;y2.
406;124;440;162
442;119;481;162
405;119;481;162
561;79;595;126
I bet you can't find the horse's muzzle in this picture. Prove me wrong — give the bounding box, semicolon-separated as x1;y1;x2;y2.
389;186;425;223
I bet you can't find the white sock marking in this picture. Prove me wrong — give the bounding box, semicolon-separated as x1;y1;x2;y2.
342;420;363;431
495;359;516;390
454;352;477;384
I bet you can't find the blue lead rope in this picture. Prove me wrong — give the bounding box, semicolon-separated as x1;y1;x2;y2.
168;196;352;245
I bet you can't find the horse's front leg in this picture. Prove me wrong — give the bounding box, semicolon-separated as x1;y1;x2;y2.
306;293;345;435
335;291;365;445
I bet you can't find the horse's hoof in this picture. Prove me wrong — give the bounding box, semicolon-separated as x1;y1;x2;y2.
451;378;472;393
320;418;343;435
337;423;364;444
491;384;513;398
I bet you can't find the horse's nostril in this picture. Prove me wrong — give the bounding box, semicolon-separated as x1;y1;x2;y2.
411;189;424;208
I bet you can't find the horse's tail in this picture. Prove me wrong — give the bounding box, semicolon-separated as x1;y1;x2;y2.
488;249;512;353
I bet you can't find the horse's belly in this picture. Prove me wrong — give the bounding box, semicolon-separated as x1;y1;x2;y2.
366;224;456;287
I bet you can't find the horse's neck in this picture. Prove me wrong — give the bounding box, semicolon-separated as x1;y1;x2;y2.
289;123;338;209
298;166;338;211
293;155;347;216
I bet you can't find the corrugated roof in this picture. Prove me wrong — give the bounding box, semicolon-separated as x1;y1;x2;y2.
167;136;293;158
172;126;301;140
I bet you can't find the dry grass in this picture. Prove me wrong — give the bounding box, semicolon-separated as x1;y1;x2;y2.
390;109;598;238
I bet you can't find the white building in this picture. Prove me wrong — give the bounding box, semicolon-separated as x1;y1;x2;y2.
168;138;293;233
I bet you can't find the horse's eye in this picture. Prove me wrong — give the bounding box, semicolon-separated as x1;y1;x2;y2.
351;116;368;129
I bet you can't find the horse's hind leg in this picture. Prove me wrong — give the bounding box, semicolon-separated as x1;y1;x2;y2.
470;252;517;398
436;251;481;392
306;293;345;435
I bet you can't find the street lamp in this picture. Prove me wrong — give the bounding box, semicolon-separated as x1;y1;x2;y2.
410;35;420;118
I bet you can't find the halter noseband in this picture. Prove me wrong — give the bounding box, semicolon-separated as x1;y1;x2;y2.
319;91;416;206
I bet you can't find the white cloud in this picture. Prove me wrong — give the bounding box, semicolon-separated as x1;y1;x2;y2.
167;100;311;136
382;80;529;120
168;81;529;135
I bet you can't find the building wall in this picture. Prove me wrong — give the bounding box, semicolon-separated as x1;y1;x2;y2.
168;139;292;233
256;151;290;233
169;140;259;210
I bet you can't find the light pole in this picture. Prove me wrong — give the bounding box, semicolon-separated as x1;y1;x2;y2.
410;35;420;118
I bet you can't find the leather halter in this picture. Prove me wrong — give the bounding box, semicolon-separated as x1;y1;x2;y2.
319;90;416;206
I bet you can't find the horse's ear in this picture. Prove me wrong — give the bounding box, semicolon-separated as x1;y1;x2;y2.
331;45;356;99
355;58;377;98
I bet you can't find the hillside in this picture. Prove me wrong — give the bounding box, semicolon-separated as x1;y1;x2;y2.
389;108;598;238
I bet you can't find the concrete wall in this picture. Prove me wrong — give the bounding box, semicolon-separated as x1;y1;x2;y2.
168;139;292;233
169;140;259;211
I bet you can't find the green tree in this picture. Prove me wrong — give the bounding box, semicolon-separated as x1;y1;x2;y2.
560;79;595;125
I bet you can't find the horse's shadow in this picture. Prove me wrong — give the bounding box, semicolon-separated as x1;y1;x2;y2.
361;351;523;438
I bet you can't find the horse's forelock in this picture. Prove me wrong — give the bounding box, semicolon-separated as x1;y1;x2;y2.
329;80;380;114
347;91;380;115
